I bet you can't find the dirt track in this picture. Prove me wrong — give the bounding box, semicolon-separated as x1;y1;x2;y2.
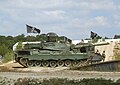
0;61;120;81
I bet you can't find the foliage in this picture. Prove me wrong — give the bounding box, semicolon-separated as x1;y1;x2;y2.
2;50;13;63
0;78;120;85
115;55;120;60
79;78;115;85
114;35;120;39
14;34;26;42
0;44;9;57
16;42;23;50
0;77;15;85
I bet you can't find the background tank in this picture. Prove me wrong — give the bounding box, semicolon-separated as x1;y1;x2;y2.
13;32;104;67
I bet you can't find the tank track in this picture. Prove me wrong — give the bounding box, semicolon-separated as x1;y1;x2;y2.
18;58;90;68
18;57;120;72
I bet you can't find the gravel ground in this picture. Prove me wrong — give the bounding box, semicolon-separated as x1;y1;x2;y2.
0;70;120;81
0;61;120;81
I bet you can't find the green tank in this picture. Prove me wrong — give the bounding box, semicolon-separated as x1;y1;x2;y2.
13;32;105;67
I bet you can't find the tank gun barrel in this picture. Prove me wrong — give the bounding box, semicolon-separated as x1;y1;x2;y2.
75;42;109;48
92;42;109;46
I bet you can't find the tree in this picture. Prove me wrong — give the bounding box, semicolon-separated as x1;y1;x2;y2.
0;44;8;57
16;42;23;50
114;35;120;39
26;35;36;41
14;34;26;42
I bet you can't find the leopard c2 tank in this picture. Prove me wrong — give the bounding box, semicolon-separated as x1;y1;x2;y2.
13;32;105;67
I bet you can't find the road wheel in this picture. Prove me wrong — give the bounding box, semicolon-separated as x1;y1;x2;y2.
34;61;41;67
50;61;57;68
57;60;64;67
79;60;87;66
42;61;49;67
27;60;34;67
64;60;72;67
72;60;79;67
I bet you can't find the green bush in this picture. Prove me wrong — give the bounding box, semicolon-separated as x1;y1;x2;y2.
16;41;23;50
0;44;8;57
79;78;117;85
42;78;80;85
9;78;120;85
2;51;13;63
0;77;15;85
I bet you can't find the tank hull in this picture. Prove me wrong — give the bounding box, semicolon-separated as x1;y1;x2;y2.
16;53;88;60
14;52;91;67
